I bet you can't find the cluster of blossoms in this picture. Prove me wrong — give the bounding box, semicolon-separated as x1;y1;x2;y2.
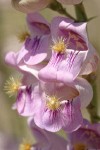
19;118;100;150
5;0;100;149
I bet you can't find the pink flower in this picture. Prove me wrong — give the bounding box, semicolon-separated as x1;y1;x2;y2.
13;85;35;116
12;75;93;128
12;82;40;117
31;77;93;132
11;0;82;14
39;16;99;84
5;13;51;79
26;117;67;150
67;119;100;149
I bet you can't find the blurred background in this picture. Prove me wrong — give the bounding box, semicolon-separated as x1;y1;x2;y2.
0;0;100;149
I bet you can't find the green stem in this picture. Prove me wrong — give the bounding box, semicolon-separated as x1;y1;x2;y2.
74;2;88;22
49;0;76;20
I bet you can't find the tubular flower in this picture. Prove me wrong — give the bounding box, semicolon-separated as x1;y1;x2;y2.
5;13;51;79
13;85;35;116
9;78;38;116
23;117;67;150
11;0;52;13
31;77;93;132
67;120;100;149
11;0;82;14
39;16;99;84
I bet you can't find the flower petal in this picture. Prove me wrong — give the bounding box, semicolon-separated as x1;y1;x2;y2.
42;109;64;132
63;98;83;132
51;16;74;38
40;82;79;100
74;77;93;108
16;38;30;64
59;21;88;47
21;73;38;85
57;49;88;83
80;43;100;75
38;52;65;82
5;51;17;67
28;117;49;143
67;120;100;149
17;36;50;66
33;105;45;129
27;13;50;36
16;86;35;116
28;117;67;150
23;36;49;65
12;0;51;14
19;62;45;79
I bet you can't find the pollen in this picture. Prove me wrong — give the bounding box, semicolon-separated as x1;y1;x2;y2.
17;31;30;42
4;76;21;97
19;143;31;150
74;143;87;150
46;96;60;111
51;37;67;53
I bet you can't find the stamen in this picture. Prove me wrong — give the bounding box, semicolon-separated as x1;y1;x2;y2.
19;142;31;150
51;37;67;53
4;76;21;97
46;96;60;111
74;143;87;150
17;31;30;42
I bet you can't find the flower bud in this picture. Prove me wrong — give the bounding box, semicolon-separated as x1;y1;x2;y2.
11;0;52;13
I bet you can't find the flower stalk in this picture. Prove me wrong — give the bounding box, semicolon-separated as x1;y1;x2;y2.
74;2;88;22
49;0;76;20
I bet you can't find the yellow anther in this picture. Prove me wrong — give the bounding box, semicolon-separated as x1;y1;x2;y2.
47;96;60;111
4;76;21;97
19;143;31;150
51;37;67;53
17;31;30;42
74;143;87;150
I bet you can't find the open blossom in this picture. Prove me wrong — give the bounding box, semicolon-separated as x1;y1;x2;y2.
11;84;37;116
67;120;100;149
15;85;35;116
4;76;37;117
5;13;51;79
5;14;96;133
10;75;92;131
5;15;99;81
11;0;82;13
29;77;93;132
39;16;99;84
19;117;67;150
